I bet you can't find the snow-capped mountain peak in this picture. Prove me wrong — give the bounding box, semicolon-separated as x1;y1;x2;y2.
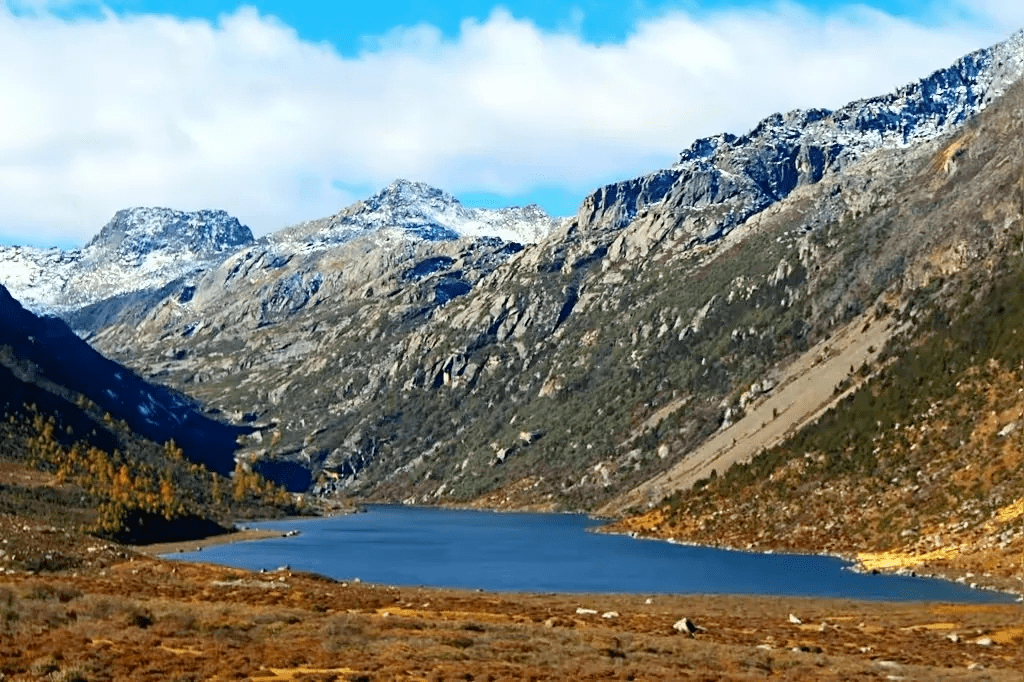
0;207;254;316
83;207;253;267
581;29;1024;243
367;179;455;211
277;179;567;248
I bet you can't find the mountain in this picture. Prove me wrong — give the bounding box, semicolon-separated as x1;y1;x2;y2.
0;184;566;489
0;282;305;549
75;30;1024;517
576;28;1024;247
0;207;254;324
82;207;254;264
278;179;565;247
607;78;1024;591
0;186;562;327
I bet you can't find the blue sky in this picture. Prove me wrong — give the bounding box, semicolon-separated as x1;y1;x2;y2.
101;1;935;52
0;0;1021;245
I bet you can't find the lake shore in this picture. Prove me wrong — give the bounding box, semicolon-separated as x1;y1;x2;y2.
602;507;1024;599
0;504;1022;679
134;527;299;556
2;555;1023;680
157;505;1017;605
135;502;363;556
119;500;1020;606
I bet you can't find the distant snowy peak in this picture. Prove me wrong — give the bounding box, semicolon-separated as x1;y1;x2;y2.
280;179;565;248
677;29;1024;169
0;246;75;314
0;207;254;316
458;201;565;244
581;29;1024;239
361;179;455;214
83;207;253;267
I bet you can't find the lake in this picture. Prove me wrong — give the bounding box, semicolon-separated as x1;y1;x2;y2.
166;505;1016;602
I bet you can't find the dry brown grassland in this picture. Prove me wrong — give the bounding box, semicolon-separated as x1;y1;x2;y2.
0;545;1022;681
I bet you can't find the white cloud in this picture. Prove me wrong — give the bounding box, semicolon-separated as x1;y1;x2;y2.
954;0;1024;32
0;2;1016;245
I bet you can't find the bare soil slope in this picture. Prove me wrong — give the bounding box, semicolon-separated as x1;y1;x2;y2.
603;313;899;515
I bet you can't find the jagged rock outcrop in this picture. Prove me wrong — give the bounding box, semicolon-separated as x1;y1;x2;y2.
576;29;1024;256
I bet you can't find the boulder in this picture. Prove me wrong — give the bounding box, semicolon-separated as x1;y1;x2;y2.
673;617;702;636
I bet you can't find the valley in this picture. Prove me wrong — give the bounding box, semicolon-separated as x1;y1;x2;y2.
1;24;1024;681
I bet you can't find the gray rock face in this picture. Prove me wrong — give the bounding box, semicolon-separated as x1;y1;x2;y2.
82;207;253;266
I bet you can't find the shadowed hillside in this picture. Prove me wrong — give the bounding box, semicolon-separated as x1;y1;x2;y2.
1;285;245;476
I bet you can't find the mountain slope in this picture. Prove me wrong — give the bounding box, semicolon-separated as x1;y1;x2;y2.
0;284;245;476
79;31;1024;511
0;283;303;550
609;76;1024;592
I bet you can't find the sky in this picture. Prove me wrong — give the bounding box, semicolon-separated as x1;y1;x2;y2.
1;1;1022;246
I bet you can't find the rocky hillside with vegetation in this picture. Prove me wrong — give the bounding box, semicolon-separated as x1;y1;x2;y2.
610;77;1024;594
71;32;1024;516
0;283;246;476
0;283;300;551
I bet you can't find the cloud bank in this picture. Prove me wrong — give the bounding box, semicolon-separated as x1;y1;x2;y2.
0;1;1018;245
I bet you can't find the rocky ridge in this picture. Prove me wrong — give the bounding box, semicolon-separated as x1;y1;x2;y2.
575;28;1024;252
0;184;564;335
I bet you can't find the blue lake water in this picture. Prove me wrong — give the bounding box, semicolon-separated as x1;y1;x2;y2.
166;505;1015;603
